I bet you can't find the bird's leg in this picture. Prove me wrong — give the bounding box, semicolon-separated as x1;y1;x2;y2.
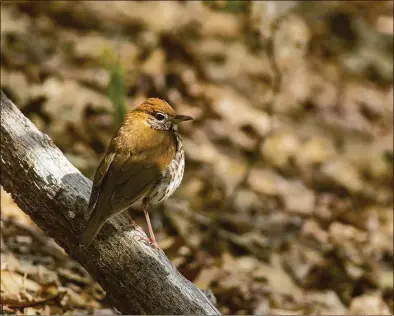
143;203;160;249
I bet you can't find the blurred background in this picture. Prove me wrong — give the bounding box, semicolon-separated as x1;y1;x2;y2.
1;1;393;315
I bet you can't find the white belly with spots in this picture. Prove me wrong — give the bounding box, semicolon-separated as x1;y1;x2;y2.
148;148;185;204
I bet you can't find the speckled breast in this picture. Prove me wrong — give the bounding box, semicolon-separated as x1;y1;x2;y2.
146;134;185;204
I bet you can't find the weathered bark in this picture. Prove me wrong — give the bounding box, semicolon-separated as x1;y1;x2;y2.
0;90;220;315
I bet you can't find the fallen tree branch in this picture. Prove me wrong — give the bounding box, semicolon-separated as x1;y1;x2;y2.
0;90;220;315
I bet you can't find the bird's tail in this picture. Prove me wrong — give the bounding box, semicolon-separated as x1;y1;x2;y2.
80;169;116;246
80;205;107;246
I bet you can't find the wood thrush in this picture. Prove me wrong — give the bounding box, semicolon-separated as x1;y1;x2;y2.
80;98;192;247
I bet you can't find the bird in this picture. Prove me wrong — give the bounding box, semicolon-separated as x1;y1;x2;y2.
80;98;193;247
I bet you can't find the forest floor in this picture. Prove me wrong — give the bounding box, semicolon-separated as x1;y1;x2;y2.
1;1;393;315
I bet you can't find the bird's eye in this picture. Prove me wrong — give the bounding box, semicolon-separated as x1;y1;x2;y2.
155;112;166;121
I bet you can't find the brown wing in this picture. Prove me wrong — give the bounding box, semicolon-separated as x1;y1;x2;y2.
87;152;115;212
108;151;159;214
87;148;159;217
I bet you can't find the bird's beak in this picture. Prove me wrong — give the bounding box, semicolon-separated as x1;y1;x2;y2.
173;114;193;123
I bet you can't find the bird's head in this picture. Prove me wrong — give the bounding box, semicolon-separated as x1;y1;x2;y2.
135;98;193;131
